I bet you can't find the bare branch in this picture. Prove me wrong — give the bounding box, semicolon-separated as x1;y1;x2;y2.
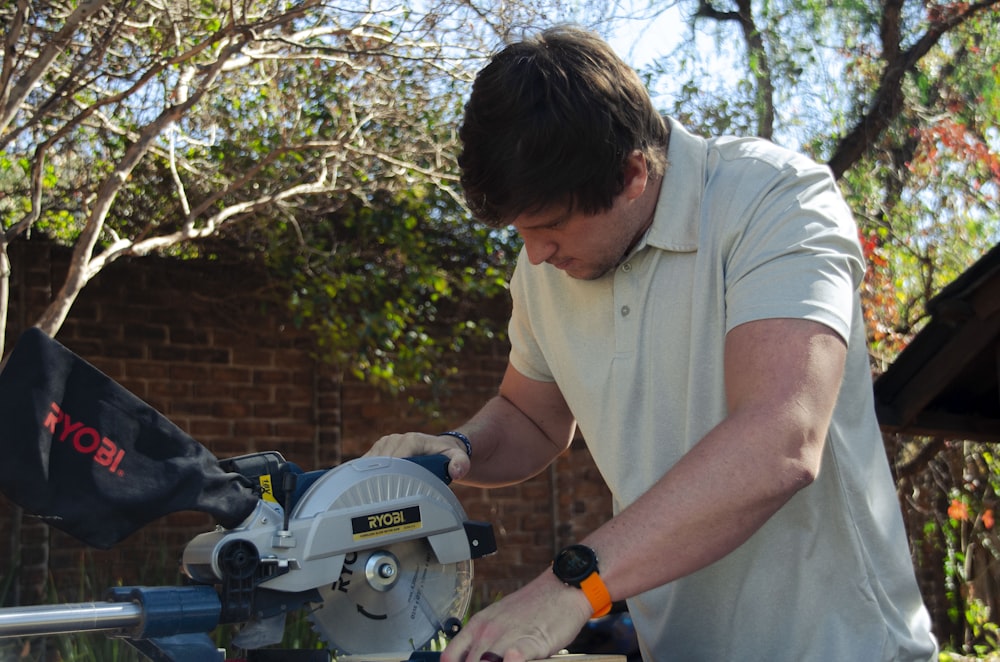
35;35;249;334
0;0;112;135
0;0;30;114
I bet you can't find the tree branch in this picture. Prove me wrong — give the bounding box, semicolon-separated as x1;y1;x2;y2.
34;36;248;335
695;0;775;138
0;0;112;136
827;0;1000;179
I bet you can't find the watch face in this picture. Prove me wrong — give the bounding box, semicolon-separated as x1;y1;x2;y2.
554;544;597;586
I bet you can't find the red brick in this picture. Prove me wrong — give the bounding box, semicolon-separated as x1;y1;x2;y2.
214;402;251;418
212;366;252;383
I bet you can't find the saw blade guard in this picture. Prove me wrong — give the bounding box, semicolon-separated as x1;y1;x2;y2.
292;457;475;654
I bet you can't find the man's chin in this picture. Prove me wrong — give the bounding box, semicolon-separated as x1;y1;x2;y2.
563;265;611;281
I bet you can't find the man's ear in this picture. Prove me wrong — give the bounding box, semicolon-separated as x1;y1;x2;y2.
623;150;649;201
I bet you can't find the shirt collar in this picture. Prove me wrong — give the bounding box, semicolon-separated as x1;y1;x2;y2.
637;117;704;255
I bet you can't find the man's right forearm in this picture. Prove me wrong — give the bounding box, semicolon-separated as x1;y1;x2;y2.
457;390;575;487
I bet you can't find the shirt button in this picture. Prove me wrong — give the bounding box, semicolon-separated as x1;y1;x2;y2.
621;263;632;272
621;305;630;317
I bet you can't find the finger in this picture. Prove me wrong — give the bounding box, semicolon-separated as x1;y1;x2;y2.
365;432;427;457
385;433;472;481
365;433;472;480
439;642;467;662
443;447;472;481
441;612;497;662
362;433;399;457
466;644;528;662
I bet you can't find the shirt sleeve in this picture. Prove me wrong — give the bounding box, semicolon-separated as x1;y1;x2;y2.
507;250;557;383
721;152;865;343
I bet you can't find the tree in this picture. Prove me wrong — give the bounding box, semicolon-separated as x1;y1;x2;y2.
630;0;997;389
0;0;596;360
257;186;518;394
634;0;998;360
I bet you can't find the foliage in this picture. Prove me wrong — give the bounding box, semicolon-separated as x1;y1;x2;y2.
258;187;519;394
0;0;592;365
843;10;1000;366
896;440;1000;656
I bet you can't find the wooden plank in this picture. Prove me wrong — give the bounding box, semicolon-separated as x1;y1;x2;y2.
891;312;1000;426
880;408;1000;442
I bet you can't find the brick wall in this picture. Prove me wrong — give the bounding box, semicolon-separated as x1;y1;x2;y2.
0;241;613;617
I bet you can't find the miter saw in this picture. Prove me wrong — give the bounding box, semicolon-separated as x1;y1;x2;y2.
0;328;496;661
0;451;495;661
184;450;495;657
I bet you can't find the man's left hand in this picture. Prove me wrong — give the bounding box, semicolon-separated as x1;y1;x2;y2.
440;570;593;662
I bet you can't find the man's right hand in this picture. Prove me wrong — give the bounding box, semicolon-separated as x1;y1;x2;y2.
365;432;472;482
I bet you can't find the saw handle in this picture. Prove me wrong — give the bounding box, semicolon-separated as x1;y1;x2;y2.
405;454;453;484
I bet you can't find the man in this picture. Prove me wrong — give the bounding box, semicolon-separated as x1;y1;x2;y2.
367;25;937;661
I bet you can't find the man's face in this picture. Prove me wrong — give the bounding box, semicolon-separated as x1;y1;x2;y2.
511;185;650;281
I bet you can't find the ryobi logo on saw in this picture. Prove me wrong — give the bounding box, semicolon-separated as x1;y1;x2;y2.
352;506;422;540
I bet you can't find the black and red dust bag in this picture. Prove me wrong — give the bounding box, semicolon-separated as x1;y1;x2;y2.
0;327;258;549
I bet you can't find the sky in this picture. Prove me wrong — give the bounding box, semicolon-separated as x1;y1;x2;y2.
603;2;747;114
606;3;689;69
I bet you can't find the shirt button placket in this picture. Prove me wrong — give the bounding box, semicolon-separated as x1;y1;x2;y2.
614;261;636;356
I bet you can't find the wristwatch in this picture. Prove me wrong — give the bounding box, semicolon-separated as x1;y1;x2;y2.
552;543;613;618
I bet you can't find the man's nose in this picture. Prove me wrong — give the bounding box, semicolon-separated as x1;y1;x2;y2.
523;237;557;265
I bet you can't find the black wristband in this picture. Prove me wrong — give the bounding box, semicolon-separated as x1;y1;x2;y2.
439;431;472;457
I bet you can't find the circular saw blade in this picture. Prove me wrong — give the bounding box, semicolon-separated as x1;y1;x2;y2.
307;538;472;654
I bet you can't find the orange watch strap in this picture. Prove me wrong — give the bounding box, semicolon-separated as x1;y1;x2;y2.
579;571;613;618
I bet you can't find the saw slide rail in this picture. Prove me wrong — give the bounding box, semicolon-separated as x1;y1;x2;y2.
0;586;441;661
0;585;225;660
0;596;145;637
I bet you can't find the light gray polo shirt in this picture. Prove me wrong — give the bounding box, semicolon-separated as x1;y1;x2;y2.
507;119;936;660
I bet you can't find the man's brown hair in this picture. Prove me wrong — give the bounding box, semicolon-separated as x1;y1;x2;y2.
458;25;669;227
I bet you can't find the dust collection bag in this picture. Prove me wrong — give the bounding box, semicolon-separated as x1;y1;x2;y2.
0;327;259;549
